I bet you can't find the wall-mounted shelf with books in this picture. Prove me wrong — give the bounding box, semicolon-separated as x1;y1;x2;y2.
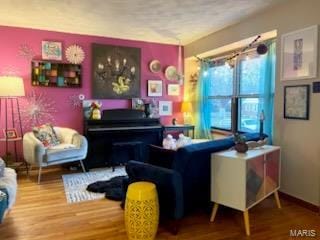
31;60;81;88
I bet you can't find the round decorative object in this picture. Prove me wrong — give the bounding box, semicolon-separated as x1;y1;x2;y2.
165;66;178;81
235;143;249;153
78;94;85;101
257;43;268;55
149;60;161;73
65;44;85;64
125;182;159;240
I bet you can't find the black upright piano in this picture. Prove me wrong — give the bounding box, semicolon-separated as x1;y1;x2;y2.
84;109;163;170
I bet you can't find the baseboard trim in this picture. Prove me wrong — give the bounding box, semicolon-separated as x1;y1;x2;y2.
278;191;319;213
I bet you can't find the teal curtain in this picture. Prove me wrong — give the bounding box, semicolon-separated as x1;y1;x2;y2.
195;62;213;139
259;40;276;143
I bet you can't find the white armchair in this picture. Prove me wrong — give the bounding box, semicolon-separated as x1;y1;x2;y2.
23;127;88;183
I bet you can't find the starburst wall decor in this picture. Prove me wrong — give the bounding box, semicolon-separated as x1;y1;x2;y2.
65;44;85;64
18;43;35;60
19;91;57;131
68;94;85;109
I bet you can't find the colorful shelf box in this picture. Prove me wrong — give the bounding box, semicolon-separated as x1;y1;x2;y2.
31;60;81;88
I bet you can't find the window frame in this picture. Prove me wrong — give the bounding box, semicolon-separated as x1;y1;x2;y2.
208;49;265;133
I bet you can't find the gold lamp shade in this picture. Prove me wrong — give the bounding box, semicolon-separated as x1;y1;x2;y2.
0;76;25;97
181;101;192;113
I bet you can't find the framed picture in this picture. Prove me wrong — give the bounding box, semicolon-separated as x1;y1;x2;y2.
41;41;62;60
284;85;310;120
149;98;159;118
281;25;318;81
3;128;18;139
131;98;159;118
131;98;145;110
92;43;141;99
147;80;163;97
168;84;180;96
159;101;172;116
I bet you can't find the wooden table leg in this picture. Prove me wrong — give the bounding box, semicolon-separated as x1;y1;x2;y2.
210;203;219;222
274;190;282;209
243;210;250;236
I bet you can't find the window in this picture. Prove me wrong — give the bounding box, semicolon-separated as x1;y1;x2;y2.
209;50;272;133
208;64;233;130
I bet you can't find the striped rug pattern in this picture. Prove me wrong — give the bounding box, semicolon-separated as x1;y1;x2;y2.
62;167;127;204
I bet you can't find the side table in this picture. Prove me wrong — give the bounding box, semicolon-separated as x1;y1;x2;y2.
163;125;195;139
210;145;281;236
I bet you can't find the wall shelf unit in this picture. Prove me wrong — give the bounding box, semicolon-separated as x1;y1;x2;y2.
31;60;81;88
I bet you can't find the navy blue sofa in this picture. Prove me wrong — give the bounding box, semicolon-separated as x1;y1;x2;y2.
124;133;265;223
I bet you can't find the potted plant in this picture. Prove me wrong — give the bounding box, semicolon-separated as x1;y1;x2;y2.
234;133;248;153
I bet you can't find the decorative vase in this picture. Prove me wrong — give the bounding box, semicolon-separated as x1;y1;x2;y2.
235;143;248;153
91;108;101;120
144;103;151;118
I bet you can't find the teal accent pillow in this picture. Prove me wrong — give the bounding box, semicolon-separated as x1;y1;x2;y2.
33;124;60;147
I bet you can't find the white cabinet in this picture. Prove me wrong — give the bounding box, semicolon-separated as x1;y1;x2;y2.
210;145;281;236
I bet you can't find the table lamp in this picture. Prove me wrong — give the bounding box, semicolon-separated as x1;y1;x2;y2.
0;76;25;162
181;101;192;124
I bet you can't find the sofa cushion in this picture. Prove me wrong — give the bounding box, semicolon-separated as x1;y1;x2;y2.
33;124;60;147
45;144;81;162
148;144;176;169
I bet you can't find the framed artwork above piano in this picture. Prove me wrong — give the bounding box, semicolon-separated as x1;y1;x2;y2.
92;43;141;99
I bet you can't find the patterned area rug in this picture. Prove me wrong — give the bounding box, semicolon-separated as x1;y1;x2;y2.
62;167;127;204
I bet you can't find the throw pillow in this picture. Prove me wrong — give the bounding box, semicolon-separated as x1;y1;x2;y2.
33;124;60;147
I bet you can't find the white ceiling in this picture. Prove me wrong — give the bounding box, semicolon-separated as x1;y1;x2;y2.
0;0;282;45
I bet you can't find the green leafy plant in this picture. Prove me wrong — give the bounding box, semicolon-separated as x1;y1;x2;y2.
234;133;246;144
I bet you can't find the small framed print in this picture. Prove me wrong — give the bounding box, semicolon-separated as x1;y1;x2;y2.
281;25;318;81
284;85;310;120
168;84;180;96
159;101;172;116
42;41;62;60
3;128;18;139
148;80;163;97
131;98;145;110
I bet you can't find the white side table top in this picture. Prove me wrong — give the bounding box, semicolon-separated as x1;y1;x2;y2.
213;145;280;160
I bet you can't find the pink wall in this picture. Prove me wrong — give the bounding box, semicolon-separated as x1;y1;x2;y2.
0;25;183;138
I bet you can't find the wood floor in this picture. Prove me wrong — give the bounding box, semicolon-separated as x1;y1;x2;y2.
0;167;319;240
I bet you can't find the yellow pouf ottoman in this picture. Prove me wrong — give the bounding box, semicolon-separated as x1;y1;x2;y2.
125;182;159;240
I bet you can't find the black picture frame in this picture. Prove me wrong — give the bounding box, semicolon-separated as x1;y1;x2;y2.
284;85;310;120
92;43;141;99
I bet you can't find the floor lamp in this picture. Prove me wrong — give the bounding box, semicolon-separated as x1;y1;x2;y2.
0;76;25;163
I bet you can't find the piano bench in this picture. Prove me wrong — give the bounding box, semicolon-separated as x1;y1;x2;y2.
111;141;143;171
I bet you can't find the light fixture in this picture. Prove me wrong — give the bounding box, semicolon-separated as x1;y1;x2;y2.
257;43;268;55
0;76;25;97
0;76;25;163
181;101;193;124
